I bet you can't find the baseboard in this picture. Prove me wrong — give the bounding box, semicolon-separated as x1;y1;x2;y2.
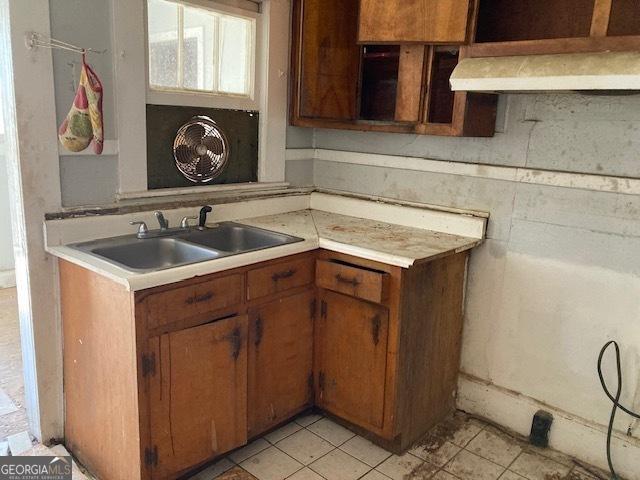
457;373;640;480
0;269;15;289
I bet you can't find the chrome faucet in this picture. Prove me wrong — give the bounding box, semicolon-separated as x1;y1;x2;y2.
154;211;169;230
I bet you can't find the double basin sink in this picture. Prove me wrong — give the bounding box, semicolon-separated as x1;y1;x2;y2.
71;222;304;273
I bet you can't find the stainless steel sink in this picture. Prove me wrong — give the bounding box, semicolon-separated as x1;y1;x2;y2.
71;222;303;273
178;222;300;253
82;237;221;272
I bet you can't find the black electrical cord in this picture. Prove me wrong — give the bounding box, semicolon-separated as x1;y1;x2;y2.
597;341;640;480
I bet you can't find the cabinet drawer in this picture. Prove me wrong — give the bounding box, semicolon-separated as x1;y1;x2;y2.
247;256;314;300
316;260;389;304
145;274;244;329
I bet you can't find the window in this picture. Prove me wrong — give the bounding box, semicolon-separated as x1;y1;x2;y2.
147;0;255;97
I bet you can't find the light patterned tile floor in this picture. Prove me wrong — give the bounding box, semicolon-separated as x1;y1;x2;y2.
187;412;612;480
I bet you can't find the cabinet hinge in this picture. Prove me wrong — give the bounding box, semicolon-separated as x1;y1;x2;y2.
320;300;327;319
254;316;264;347
309;299;317;320
318;371;325;391
142;353;156;377
308;373;314;398
144;446;158;467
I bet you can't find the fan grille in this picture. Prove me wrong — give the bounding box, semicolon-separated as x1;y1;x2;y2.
173;116;230;183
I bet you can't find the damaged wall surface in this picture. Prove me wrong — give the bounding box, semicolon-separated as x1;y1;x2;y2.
285;93;640;479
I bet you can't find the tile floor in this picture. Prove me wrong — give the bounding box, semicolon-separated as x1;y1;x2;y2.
187;412;610;480
0;287;28;439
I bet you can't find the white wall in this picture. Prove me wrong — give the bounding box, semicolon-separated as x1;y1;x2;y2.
286;93;640;478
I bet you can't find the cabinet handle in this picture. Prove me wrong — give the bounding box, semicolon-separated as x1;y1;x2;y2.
186;291;214;304
371;314;381;346
335;274;360;287
271;269;296;282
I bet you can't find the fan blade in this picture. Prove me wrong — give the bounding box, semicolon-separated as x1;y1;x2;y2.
183;124;206;147
197;154;213;175
202;135;224;155
174;144;198;164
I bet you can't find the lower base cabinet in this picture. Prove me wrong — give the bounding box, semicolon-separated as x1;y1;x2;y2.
60;248;469;480
315;290;389;431
148;315;248;479
248;290;315;437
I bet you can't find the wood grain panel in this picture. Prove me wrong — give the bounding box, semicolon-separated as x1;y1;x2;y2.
61;260;142;480
247;256;314;300
149;315;248;478
395;252;469;451
144;274;243;330
590;0;613;36
395;45;426;122
248;291;315;437
297;0;360;120
358;0;470;43
316;260;389;304
316;290;389;430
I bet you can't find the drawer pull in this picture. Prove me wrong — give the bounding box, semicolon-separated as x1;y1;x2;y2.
335;274;360;287
186;291;214;305
271;269;296;282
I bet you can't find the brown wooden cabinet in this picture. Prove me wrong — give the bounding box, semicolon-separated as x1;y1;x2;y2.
467;0;640;57
290;0;497;137
148;315;248;479
358;0;471;44
292;0;360;121
60;246;470;479
315;290;389;431
248;290;315;437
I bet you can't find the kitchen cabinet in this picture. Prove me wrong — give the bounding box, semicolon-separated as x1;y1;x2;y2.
313;250;469;451
467;0;640;57
148;315;248;479
59;245;470;479
292;0;360;121
315;290;389;431
358;0;471;44
289;0;497;137
248;290;315;437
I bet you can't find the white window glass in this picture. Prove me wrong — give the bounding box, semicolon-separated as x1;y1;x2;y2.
147;0;179;89
147;0;255;97
218;15;250;95
183;5;215;91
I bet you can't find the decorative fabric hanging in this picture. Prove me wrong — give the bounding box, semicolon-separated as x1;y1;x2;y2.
58;54;104;154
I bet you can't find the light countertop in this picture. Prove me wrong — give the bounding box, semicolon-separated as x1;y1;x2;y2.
45;192;486;291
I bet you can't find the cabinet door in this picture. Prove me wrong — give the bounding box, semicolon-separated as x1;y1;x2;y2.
148;315;248;479
358;0;470;44
316;290;389;430
294;0;360;120
248;291;315;437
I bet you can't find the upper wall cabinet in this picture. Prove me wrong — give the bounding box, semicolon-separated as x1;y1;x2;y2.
290;0;497;137
358;0;471;44
294;0;360;121
468;0;640;57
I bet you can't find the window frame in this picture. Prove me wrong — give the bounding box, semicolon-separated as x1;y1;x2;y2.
144;0;260;111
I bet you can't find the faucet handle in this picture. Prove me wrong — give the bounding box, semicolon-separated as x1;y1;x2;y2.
129;221;149;236
180;216;198;229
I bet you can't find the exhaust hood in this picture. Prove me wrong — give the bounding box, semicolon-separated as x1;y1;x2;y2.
450;51;640;93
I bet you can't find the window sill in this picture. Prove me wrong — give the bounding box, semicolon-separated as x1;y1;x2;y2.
116;181;290;201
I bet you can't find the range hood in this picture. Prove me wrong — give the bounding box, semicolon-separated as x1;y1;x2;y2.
450;51;640;93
